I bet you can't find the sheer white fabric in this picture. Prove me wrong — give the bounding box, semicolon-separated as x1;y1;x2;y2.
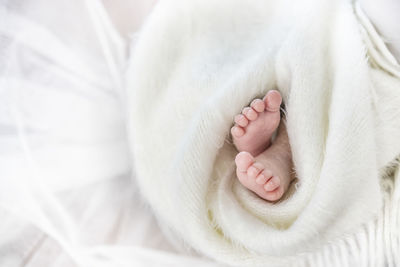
0;0;221;266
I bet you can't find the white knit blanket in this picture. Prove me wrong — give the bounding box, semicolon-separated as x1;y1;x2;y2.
127;0;400;266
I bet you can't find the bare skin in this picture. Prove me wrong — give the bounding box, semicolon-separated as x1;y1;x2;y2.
231;90;282;156
231;90;293;201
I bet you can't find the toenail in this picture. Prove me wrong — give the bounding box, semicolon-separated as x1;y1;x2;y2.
235;115;248;127
271;177;280;187
251;99;264;112
232;126;244;137
264;176;280;191
242;107;251;113
264;183;277;192
248;166;260;176
266;91;282;109
266;107;280;112
263;169;273;178
256;174;267;185
247;109;257;120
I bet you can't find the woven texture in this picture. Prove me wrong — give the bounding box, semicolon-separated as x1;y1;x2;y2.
127;0;400;266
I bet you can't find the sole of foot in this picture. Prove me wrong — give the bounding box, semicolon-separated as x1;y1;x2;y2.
231;90;282;157
234;124;293;202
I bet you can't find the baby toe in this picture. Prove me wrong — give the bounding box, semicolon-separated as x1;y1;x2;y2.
231;125;245;138
264;90;282;112
234;114;249;127
255;173;268;185
247;162;263;179
242;107;258;121
250;99;265;113
235;152;254;172
264;176;280;192
266;187;284;202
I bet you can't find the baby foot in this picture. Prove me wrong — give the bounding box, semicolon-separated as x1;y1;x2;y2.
231;90;282;156
234;124;293;202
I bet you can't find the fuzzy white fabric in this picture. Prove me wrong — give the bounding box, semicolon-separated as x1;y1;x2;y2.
0;1;220;266
127;0;400;266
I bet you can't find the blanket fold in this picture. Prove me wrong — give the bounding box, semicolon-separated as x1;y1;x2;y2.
127;0;400;266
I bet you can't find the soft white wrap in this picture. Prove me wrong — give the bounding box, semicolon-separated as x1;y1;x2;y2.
128;0;400;266
1;1;220;266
